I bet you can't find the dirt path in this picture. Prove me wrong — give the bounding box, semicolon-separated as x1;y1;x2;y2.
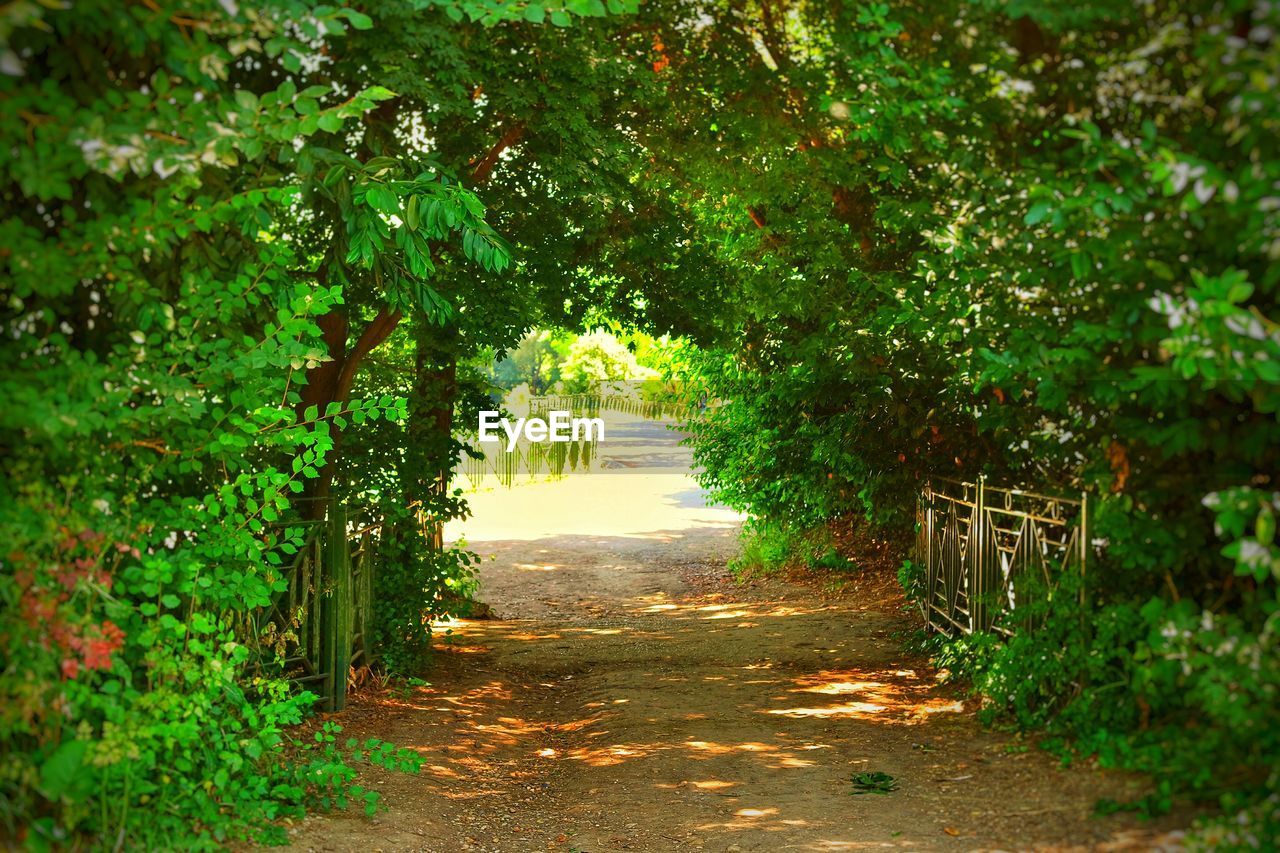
288;414;1185;852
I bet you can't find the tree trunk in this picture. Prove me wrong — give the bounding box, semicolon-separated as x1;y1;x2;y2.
295;307;403;520
405;323;459;547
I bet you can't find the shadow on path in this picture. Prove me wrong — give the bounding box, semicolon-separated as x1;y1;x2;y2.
287;414;1184;852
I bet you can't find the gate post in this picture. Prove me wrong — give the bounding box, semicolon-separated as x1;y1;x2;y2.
1079;490;1089;607
971;476;985;633
924;487;934;632
321;505;354;712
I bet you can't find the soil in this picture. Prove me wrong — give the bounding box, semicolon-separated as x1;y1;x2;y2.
285;414;1189;852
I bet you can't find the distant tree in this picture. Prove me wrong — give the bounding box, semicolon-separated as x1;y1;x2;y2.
559;330;658;393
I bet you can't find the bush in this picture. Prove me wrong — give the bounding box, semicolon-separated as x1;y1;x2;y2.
670;0;1279;838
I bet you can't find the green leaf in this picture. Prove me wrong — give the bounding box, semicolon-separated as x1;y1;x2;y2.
524;3;546;23
343;10;374;30
317;112;344;133
1024;201;1052;226
40;741;89;800
1070;253;1088;281
366;186;400;215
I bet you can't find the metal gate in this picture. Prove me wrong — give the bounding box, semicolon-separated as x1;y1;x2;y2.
916;478;1088;636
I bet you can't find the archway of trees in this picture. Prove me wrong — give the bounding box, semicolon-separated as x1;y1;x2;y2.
2;0;1277;847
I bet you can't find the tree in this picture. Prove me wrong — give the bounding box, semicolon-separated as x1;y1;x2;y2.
318;0;712;665
0;0;624;842
559;329;657;392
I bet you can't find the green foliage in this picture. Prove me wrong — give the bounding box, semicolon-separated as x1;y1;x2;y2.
728;519;853;577
414;0;639;28
660;0;1279;837
557;329;657;393
850;771;899;795
484;328;685;397
372;503;481;673
0;0;580;844
3;0;1276;845
299;722;423;819
486;330;574;393
728;520;807;577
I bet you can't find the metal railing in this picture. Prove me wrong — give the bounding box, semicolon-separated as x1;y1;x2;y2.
456;433;595;489
526;392;680;421
916;477;1088;636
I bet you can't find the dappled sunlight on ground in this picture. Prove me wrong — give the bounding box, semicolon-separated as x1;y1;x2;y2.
290;413;1186;853
761;668;967;724
634;598;834;620
654;778;738;791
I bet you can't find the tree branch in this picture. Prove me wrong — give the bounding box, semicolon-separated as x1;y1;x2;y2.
335;307;403;403
758;0;792;72
469;123;526;184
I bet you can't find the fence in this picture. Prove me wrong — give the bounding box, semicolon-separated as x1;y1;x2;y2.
916;477;1089;636
527;392;681;421
456;433;595;489
249;505;378;711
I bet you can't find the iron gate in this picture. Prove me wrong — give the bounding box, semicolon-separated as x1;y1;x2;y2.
916;478;1089;636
